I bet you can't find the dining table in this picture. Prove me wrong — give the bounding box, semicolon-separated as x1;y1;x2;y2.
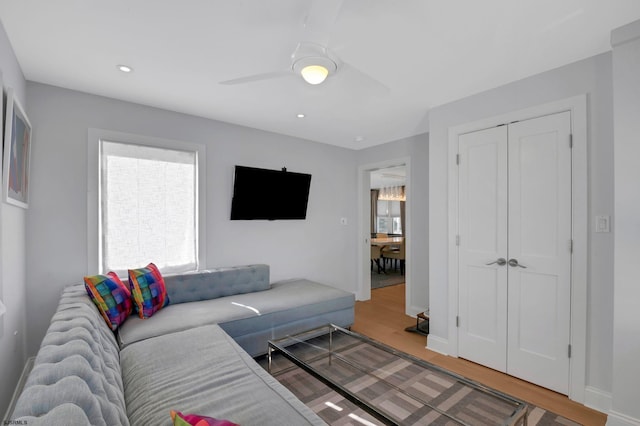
370;236;404;247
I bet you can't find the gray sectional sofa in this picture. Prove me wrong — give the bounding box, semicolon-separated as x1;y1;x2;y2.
11;264;354;425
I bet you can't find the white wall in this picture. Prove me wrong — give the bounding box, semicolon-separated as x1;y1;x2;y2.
609;19;640;426
357;133;429;313
428;53;615;400
25;82;359;355
0;22;28;416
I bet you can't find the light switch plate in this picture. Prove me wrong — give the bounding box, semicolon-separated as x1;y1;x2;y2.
595;215;610;233
0;299;5;339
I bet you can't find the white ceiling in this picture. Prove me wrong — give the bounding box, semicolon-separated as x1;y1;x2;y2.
370;166;406;190
1;1;639;150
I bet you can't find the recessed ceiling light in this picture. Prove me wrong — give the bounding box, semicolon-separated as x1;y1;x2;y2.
117;64;133;73
297;113;305;118
355;136;365;142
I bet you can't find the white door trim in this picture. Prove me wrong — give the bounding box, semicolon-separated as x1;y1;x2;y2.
446;95;588;402
357;157;416;315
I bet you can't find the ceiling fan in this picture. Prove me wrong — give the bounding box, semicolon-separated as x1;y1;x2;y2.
219;0;389;94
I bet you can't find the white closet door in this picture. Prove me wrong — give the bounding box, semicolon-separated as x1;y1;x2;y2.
506;111;572;394
458;126;508;372
457;111;572;394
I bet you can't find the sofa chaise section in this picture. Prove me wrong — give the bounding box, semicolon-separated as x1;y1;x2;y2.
220;279;354;356
120;324;325;425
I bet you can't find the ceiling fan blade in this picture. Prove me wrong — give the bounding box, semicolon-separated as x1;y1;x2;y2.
219;70;291;85
339;62;391;97
301;0;344;46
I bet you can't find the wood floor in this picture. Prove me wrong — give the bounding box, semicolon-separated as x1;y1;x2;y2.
351;283;607;426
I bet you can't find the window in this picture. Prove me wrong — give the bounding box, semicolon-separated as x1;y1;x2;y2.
376;200;402;234
89;130;205;276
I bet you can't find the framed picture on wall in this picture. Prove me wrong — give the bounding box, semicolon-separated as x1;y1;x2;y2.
3;87;32;209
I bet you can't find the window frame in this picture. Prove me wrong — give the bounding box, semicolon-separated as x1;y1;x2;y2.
88;129;206;275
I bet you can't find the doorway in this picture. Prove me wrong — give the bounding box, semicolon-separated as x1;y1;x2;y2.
357;157;416;317
370;166;407;289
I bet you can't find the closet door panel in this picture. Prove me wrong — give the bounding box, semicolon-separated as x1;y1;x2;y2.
506;111;572;395
458;126;508;372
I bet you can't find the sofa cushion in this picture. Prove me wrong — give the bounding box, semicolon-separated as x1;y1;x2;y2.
217;280;355;356
84;272;133;330
129;263;169;318
117;279;354;352
121;324;325;426
163;264;269;304
218;279;354;338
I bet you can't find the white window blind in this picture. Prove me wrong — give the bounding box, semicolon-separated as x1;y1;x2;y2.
100;140;198;274
376;200;402;235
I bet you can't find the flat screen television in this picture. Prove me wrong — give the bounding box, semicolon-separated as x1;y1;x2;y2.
230;165;312;220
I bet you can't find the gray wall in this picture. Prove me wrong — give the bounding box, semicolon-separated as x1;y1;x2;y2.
357;133;429;312
610;20;640;425
24;82;359;355
428;52;615;396
0;22;28;416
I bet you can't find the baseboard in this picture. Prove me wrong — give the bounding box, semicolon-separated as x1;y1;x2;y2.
585;387;640;425
426;334;449;355
3;356;35;422
606;410;640;426
584;386;612;414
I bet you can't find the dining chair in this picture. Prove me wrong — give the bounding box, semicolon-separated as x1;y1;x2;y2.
382;238;406;275
371;245;384;274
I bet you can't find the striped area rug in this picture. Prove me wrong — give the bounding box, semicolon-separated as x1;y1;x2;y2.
260;334;581;426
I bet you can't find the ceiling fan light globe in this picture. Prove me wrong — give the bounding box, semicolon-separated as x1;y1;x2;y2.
301;65;329;85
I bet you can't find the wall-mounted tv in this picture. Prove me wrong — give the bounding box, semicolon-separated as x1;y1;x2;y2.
230;165;312;220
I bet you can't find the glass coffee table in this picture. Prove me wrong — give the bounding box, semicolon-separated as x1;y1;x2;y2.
268;324;528;426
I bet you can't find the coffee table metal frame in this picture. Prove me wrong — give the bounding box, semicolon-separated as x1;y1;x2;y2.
268;324;528;426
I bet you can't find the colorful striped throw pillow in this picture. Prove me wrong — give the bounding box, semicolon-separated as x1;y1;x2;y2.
170;410;239;426
84;272;133;330
128;263;169;318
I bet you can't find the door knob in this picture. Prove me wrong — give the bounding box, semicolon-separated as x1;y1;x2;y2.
508;258;527;268
486;258;506;266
